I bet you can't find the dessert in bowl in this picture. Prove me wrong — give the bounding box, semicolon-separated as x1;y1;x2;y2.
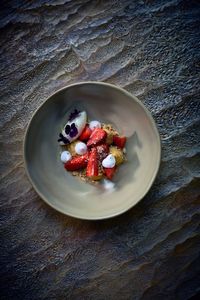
58;108;127;184
24;82;161;220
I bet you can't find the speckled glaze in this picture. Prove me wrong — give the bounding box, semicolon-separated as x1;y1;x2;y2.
0;0;200;299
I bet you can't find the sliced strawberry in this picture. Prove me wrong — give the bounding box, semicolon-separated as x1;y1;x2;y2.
79;125;92;142
86;147;99;179
87;128;107;147
113;135;126;149
64;153;88;171
96;143;109;161
103;167;116;180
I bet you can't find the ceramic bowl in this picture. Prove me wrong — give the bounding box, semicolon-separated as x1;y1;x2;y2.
24;82;161;220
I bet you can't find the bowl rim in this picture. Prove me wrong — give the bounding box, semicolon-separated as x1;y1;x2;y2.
23;81;161;220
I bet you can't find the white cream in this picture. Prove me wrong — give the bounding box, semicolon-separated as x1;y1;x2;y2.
103;179;116;193
62;111;87;143
102;154;116;168
60;151;72;163
89;120;101;130
75;142;87;155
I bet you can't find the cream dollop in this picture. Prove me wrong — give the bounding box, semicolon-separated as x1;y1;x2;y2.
103;179;116;193
60;151;72;163
102;154;116;168
75;142;87;155
89;120;101;130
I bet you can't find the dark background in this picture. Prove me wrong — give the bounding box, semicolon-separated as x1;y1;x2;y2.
0;0;200;299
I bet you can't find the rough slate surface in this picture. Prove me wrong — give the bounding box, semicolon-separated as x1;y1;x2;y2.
0;0;200;299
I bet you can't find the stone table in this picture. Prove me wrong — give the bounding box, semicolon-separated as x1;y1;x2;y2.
1;1;200;299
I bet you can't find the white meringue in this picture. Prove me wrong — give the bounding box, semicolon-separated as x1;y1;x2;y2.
89;120;101;130
62;111;87;143
102;154;116;168
75;142;87;155
60;151;72;163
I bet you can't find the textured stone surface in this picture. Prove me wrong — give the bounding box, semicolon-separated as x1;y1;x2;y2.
0;0;200;299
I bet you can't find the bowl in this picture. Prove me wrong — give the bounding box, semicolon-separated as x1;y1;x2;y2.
24;82;161;220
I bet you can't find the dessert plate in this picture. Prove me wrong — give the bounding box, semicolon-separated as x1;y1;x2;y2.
24;82;161;220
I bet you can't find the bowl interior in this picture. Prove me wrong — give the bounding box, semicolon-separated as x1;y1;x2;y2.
24;82;160;219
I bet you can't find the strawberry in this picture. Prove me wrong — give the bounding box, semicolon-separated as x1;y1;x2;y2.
87;128;107;147
79;125;92;142
113;135;126;149
96;143;109;161
64;153;88;171
86;147;99;179
103;167;116;180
